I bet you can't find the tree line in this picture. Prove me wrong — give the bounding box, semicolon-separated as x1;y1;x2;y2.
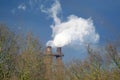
0;24;120;80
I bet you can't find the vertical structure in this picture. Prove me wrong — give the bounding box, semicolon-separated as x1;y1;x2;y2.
56;47;63;68
55;47;64;80
44;46;64;80
44;46;52;80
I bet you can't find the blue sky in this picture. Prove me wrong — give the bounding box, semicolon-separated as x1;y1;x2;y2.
0;0;120;62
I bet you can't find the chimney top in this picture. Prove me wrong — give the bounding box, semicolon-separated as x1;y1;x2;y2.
46;46;52;54
57;47;62;54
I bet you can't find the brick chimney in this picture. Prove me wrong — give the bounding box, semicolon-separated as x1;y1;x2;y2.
56;47;62;65
44;46;52;80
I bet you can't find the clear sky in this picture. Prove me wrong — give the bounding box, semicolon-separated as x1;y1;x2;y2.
0;0;120;62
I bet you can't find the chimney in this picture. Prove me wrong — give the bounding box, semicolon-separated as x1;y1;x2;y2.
44;46;52;80
57;47;62;54
44;46;64;80
55;47;64;80
56;47;62;61
46;46;52;54
55;47;64;65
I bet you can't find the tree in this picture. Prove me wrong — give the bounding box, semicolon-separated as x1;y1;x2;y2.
0;24;18;80
13;33;45;80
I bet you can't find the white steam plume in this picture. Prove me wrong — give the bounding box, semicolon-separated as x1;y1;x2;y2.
41;0;61;25
41;0;100;47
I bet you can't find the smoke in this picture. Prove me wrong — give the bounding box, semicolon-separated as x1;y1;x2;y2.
41;0;100;47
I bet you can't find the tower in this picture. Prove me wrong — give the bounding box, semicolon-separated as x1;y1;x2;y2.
44;46;52;80
44;46;64;80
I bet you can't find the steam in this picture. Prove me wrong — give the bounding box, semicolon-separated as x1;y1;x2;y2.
41;0;61;25
41;0;100;47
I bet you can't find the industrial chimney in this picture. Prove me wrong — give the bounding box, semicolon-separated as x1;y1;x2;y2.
57;47;62;54
56;47;63;65
44;46;64;80
44;46;52;80
55;47;64;80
